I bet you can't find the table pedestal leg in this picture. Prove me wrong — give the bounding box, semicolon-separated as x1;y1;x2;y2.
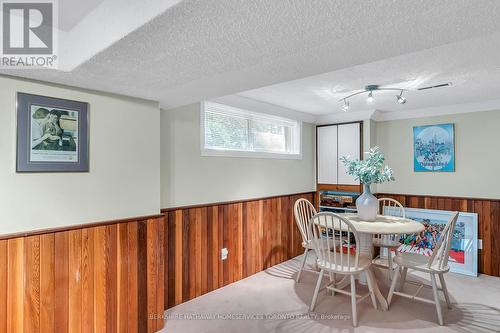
357;233;389;310
357;233;373;285
366;267;388;310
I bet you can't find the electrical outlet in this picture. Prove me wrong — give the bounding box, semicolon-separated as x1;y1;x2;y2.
221;248;228;260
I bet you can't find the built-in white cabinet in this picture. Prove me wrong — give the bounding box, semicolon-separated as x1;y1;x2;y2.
317;122;361;185
317;125;338;184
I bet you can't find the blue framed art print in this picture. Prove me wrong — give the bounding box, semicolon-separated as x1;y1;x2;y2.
413;123;455;172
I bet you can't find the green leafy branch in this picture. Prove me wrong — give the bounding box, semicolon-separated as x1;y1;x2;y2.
340;147;395;185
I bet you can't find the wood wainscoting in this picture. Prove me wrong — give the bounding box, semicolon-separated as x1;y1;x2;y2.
0;191;315;332
0;215;166;333
161;192;315;309
377;193;500;277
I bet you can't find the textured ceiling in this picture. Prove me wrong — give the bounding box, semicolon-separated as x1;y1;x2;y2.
238;32;500;114
2;0;500;112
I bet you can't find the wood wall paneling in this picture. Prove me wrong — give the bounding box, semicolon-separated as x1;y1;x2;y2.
8;238;24;333
0;216;165;333
0;192;316;332
0;240;8;333
377;193;500;277
128;222;140;333
81;229;94;333
2;190;497;333
162;192;314;309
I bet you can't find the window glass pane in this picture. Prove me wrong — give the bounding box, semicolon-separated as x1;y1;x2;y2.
205;111;249;150
250;118;287;153
203;102;300;157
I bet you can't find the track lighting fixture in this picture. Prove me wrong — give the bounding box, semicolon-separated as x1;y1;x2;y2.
338;84;408;111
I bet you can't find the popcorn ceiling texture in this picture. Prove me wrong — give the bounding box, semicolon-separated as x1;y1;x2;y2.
238;31;500;115
2;0;500;109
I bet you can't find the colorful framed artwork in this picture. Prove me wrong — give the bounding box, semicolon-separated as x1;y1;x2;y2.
16;92;89;172
413;123;455;172
384;206;478;277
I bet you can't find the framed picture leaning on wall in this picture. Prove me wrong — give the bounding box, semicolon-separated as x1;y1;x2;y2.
16;92;89;172
384;206;478;277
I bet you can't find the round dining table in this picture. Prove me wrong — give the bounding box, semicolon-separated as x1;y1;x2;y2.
320;213;425;310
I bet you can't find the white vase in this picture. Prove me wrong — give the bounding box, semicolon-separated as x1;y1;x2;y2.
356;184;378;221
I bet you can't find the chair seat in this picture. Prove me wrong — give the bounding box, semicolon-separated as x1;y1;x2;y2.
317;255;371;274
373;238;400;248
393;253;449;273
302;239;332;250
371;255;393;268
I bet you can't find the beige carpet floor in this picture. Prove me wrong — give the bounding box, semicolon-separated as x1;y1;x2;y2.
160;254;500;332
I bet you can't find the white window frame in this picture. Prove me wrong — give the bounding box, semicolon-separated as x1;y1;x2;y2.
200;102;302;159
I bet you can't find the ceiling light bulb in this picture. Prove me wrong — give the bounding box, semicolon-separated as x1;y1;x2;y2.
396;91;407;104
342;100;350;112
367;91;374;103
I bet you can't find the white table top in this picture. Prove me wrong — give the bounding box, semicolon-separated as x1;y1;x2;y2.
319;213;425;235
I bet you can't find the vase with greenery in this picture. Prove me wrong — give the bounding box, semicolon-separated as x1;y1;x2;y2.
340;147;395;221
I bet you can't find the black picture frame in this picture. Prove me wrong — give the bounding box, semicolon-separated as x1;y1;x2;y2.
16;92;89;172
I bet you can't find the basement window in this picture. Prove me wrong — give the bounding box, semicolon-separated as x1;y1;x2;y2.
201;102;302;159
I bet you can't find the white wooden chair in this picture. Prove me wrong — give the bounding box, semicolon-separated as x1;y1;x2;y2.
372;198;406;278
309;212;377;327
387;212;459;326
293;198;320;282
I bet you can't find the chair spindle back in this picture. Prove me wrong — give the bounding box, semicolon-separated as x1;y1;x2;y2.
378;198;406;218
428;212;460;270
309;212;361;272
293;198;317;245
376;198;406;243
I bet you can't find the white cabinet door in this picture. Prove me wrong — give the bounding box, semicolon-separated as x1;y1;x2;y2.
317;125;338;184
338;123;361;185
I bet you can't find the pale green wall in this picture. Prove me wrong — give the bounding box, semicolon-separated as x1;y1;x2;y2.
363;119;379;192
376;110;500;199
160;103;316;207
0;76;161;235
362;119;378;150
369;119;378;149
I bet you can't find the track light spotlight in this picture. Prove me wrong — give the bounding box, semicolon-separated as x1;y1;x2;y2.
396;90;407;104
342;100;350;112
367;91;374;103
